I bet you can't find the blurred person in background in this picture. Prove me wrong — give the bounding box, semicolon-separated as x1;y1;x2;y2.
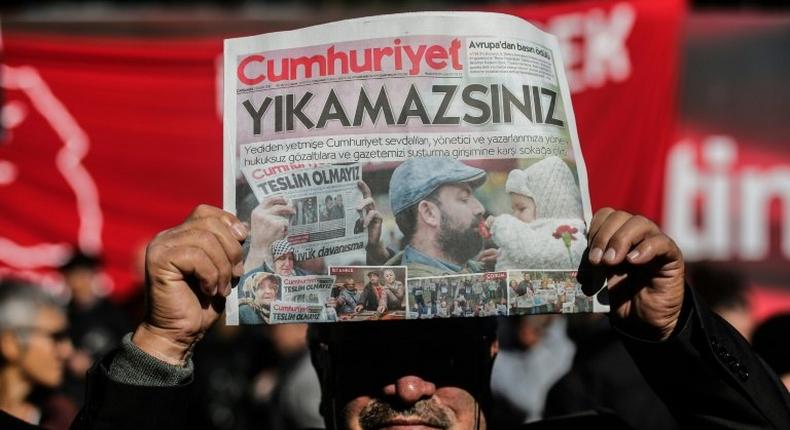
120;241;152;326
60;252;131;403
491;315;575;426
752;313;790;390
186;323;277;430
542;313;679;430
687;262;754;340
261;324;323;430
0;279;77;429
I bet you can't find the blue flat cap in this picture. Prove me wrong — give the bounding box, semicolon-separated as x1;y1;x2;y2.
389;157;487;215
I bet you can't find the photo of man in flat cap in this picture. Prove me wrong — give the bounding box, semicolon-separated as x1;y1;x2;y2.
384;156;489;277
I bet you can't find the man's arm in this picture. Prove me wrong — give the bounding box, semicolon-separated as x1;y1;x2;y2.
357;181;393;265
71;205;247;430
70;336;193;430
586;208;790;429
375;287;388;313
378;286;387;305
245;196;293;272
620;287;790;429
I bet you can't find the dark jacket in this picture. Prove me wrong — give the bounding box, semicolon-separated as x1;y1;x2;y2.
0;289;781;430
69;351;191;430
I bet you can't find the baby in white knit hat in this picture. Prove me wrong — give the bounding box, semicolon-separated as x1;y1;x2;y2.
488;156;587;271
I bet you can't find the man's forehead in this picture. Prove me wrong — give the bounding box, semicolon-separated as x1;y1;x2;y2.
438;182;474;196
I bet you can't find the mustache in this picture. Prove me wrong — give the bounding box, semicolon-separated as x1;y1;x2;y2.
358;399;452;429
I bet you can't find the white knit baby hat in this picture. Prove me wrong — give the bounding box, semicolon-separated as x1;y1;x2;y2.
504;156;583;219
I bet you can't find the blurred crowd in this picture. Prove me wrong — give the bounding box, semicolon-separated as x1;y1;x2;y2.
0;250;788;429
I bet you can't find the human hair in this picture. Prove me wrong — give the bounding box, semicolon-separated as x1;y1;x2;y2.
59;251;102;274
687;262;748;311
0;279;62;335
394;187;442;245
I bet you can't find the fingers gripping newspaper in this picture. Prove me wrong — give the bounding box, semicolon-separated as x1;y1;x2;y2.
224;12;608;325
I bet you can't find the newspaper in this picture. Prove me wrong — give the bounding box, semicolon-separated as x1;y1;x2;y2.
238;273;338;323
241;161;367;261
224;12;608;325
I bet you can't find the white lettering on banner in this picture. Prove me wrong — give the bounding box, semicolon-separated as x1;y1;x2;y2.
664;136;790;261
0;161;17;185
0;101;29;185
741;167;790;259
0;65;103;269
546;2;635;93
665;137;733;260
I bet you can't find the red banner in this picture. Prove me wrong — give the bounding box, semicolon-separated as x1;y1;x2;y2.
489;0;685;218
665;12;790;320
0;37;224;296
0;0;685;299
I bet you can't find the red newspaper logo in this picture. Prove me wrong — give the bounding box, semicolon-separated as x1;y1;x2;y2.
237;38;463;86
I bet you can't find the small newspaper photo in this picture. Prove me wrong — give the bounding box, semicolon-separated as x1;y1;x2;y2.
507;270;593;315
407;272;509;319
327;266;408;321
238;272;337;323
224;12;608;325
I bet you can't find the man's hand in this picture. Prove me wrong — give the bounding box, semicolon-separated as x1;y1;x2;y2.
133;205;247;365
358;181;389;265
584;208;685;341
245;196;294;272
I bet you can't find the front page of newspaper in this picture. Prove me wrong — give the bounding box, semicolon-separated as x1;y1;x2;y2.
224;12;608;325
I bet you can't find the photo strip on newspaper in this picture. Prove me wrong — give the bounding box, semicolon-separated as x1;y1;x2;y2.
224;12;609;325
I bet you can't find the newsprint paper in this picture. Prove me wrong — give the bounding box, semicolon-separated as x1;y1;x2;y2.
224;12;608;325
